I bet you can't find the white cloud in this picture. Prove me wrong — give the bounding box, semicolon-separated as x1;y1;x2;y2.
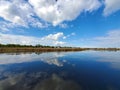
0;0;101;27
63;32;76;39
59;23;68;28
0;32;65;46
42;32;64;41
0;0;47;28
71;32;76;36
0;0;31;26
0;21;22;32
41;32;65;45
0;0;120;29
103;0;120;16
29;0;101;26
94;30;120;47
78;30;120;48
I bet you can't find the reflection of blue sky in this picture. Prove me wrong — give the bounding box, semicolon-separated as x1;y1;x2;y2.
0;72;81;90
0;51;120;90
93;51;120;69
0;52;70;67
0;51;120;69
68;51;120;69
0;53;81;90
34;74;81;90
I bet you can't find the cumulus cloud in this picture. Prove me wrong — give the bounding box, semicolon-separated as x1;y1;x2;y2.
0;0;48;28
29;0;101;26
103;0;120;16
0;0;101;27
0;32;65;46
0;0;31;26
0;0;120;29
42;32;64;41
41;32;65;45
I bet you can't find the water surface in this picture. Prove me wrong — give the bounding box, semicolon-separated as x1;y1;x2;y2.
0;51;120;90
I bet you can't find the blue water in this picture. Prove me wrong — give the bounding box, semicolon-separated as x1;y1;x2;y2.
0;51;120;90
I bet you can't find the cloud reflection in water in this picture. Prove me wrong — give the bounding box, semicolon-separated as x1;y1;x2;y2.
0;52;69;67
0;51;120;90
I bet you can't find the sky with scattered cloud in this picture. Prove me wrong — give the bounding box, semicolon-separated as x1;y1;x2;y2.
0;0;120;47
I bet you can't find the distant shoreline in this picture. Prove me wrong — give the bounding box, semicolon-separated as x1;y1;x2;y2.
0;47;120;53
0;44;120;53
0;47;88;53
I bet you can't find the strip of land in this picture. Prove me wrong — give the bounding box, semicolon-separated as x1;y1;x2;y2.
0;44;120;53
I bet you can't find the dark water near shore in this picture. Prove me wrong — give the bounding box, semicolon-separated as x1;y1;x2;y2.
0;51;120;90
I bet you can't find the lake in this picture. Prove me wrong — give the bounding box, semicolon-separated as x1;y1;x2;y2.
0;51;120;90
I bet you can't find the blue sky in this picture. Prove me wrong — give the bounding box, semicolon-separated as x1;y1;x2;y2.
0;0;120;47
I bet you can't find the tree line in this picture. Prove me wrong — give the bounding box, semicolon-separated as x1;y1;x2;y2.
0;44;72;48
0;44;120;51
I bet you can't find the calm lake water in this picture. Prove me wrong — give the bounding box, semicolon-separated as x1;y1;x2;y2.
0;51;120;90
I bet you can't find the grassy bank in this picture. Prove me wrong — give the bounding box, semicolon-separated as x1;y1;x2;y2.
0;47;90;53
0;47;120;53
0;44;120;53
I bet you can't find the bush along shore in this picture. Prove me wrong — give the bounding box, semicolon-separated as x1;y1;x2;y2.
0;44;120;53
0;44;89;52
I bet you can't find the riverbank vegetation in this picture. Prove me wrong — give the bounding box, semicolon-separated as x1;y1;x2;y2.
0;44;120;53
0;44;88;52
